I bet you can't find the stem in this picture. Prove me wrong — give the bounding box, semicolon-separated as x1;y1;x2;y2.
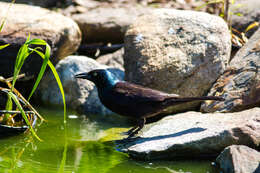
224;0;230;24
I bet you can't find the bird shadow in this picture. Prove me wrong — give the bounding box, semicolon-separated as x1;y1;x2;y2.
116;127;206;145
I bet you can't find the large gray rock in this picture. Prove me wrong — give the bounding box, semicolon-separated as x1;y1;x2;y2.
38;55;124;116
118;108;260;160
124;9;231;113
201;28;260;113
71;5;152;44
216;145;260;173
0;2;81;78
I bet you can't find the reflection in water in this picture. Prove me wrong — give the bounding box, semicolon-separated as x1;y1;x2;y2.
0;107;218;173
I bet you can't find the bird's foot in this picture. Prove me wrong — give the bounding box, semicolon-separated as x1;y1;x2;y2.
126;129;139;139
120;131;134;136
120;131;130;135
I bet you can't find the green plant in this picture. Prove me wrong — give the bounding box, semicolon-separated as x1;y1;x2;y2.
0;35;67;140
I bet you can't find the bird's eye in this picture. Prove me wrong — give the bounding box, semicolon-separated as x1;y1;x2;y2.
93;72;97;77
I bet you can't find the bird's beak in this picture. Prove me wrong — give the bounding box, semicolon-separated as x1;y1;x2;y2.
75;72;90;80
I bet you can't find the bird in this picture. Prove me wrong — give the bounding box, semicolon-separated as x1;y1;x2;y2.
75;69;224;138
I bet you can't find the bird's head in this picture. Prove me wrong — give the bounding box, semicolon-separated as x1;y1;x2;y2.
75;69;119;89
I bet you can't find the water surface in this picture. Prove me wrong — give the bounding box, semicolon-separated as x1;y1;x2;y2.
0;107;219;173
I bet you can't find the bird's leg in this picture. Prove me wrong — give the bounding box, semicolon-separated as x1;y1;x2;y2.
127;118;146;138
121;125;139;135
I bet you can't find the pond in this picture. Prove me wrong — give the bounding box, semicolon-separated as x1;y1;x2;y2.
0;107;219;173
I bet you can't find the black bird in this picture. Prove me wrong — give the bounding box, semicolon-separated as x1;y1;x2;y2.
75;69;224;138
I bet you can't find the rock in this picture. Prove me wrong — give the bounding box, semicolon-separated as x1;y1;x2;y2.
97;48;124;71
118;108;260;160
71;5;152;44
231;0;260;38
37;55;124;116
0;2;81;78
124;9;231;113
216;145;260;173
0;0;60;7
201;28;260;113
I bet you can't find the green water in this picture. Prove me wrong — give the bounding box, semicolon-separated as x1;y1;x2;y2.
0;107;219;173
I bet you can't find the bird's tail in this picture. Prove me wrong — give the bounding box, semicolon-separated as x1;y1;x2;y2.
166;95;224;106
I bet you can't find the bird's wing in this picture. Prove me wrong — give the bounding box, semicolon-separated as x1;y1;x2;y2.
113;81;179;102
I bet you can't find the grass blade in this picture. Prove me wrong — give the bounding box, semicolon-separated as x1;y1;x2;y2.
0;20;5;32
0;44;9;50
47;60;67;124
0;0;15;32
27;43;51;101
245;21;259;33
7;91;41;141
26;39;47;45
32;49;67;123
12;44;29;90
195;0;224;11
4;94;13;123
6;82;45;122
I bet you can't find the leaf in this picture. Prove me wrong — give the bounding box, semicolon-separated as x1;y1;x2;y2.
234;12;242;17
0;20;5;32
3;94;13;123
8;91;42;141
195;0;224;10
245;22;259;33
12;44;29;90
47;60;67;124
0;44;9;50
27;43;51;100
33;49;67;124
26;39;47;45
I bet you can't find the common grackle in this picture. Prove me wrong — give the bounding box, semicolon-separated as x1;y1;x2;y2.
75;69;224;138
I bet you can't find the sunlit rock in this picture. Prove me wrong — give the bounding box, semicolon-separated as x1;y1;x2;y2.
0;2;81;78
118;108;260;160
97;48;124;71
201;28;260;112
216;145;260;173
38;55;124;116
124;9;231;113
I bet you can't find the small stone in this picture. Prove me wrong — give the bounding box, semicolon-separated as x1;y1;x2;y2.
216;145;260;173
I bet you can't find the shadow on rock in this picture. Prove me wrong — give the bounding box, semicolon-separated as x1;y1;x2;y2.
116;127;206;145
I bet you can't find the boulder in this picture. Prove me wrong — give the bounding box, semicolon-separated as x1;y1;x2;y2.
124;9;231;113
71;5;152;44
216;145;260;173
97;48;124;71
0;2;81;78
201;28;260;113
118;108;260;160
37;55;124;116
